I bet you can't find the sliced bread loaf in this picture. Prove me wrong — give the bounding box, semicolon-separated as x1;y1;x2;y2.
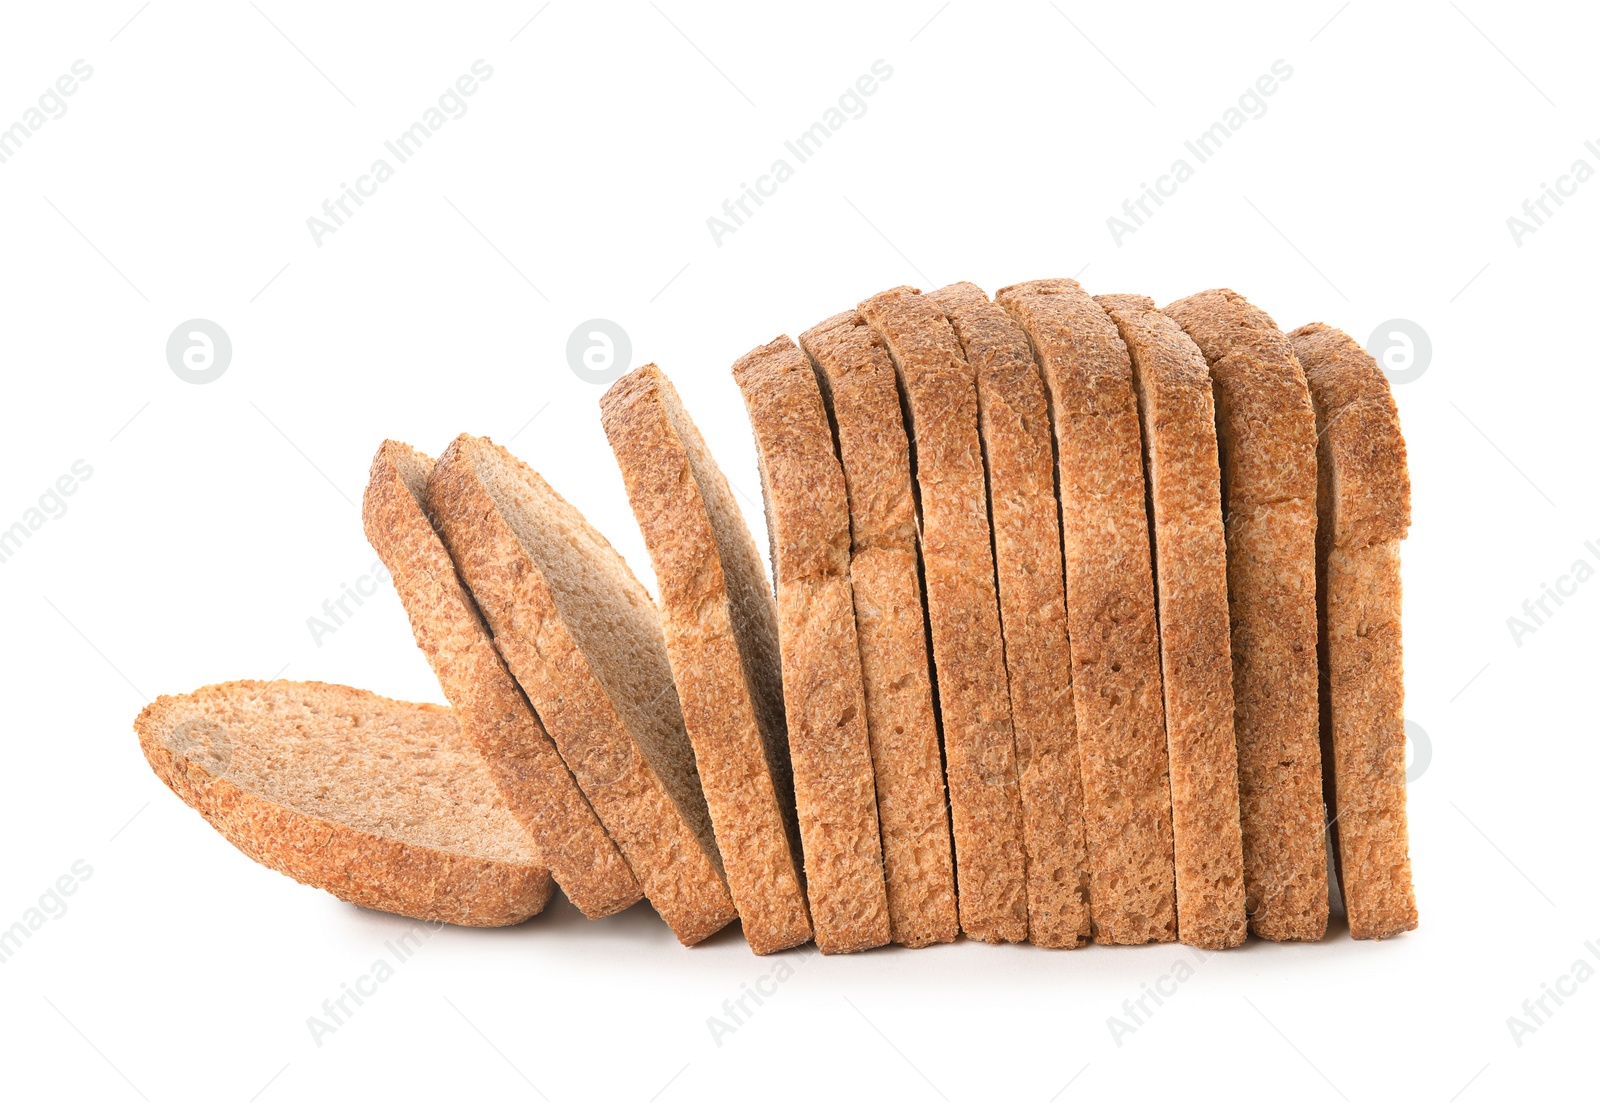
134;679;552;926
926;281;1091;948
798;310;958;949
732;336;891;955
995;277;1177;946
362;440;642;919
1097;294;1247;950
600;365;812;955
1288;321;1418;941
1162;289;1329;942
857;285;1029;945
426;435;736;946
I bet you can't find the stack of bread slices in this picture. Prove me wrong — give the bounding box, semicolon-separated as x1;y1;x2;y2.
135;280;1417;953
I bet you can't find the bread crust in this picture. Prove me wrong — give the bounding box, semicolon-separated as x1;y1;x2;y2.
601;365;812;955
1162;289;1331;941
1289;321;1417;940
732;336;891;955
995;278;1177;945
362;440;642;919
427;435;736;946
925;282;1091;948
798;310;958;949
134;680;552;927
858;286;1029;945
1098;294;1246;950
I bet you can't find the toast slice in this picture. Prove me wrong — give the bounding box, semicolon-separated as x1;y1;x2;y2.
426;434;736;946
1162;289;1330;941
134;680;552;926
732;336;891;954
798;310;958;949
1097;294;1247;950
925;282;1091;948
995;278;1177;945
600;365;812;955
857;286;1029;945
362;440;642;919
1288;322;1418;940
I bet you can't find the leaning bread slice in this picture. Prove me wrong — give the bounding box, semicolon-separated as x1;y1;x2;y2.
1163;289;1329;942
995;278;1176;945
732;336;890;955
798;310;957;949
363;440;642;919
134;680;552;927
1289;322;1418;941
1098;294;1247;950
858;286;1029;945
600;365;811;955
925;281;1090;948
426;435;735;946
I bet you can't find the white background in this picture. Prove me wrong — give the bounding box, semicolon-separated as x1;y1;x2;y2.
1;2;1595;1101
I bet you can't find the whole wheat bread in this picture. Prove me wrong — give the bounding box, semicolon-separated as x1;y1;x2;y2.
134;680;552;926
732;336;891;955
995;277;1177;945
426;435;736;946
362;440;642;919
798;310;958;949
1289;321;1417;941
600;365;812;955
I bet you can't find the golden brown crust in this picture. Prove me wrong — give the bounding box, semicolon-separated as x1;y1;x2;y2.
362;440;642;919
1163;288;1329;941
995;277;1176;945
426;435;736;946
926;282;1090;948
857;286;1029;945
732;337;890;954
600;365;812;955
1289;322;1417;940
1097;294;1246;950
134;680;553;927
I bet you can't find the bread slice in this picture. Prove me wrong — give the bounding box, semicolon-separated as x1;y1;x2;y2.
995;278;1177;946
425;435;735;946
732;336;891;954
362;440;642;919
1161;290;1330;942
134;680;552;926
600;365;812;955
1097;294;1247;950
1288;322;1418;940
857;286;1029;945
924;282;1091;948
797;310;957;949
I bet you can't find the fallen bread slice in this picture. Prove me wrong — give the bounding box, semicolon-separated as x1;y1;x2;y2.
732;336;891;955
858;286;1029;945
995;278;1176;946
798;310;957;949
1098;294;1247;950
426;434;736;946
926;281;1091;949
600;365;812;955
1288;321;1418;941
362;440;642;919
134;680;553;927
1163;289;1329;942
